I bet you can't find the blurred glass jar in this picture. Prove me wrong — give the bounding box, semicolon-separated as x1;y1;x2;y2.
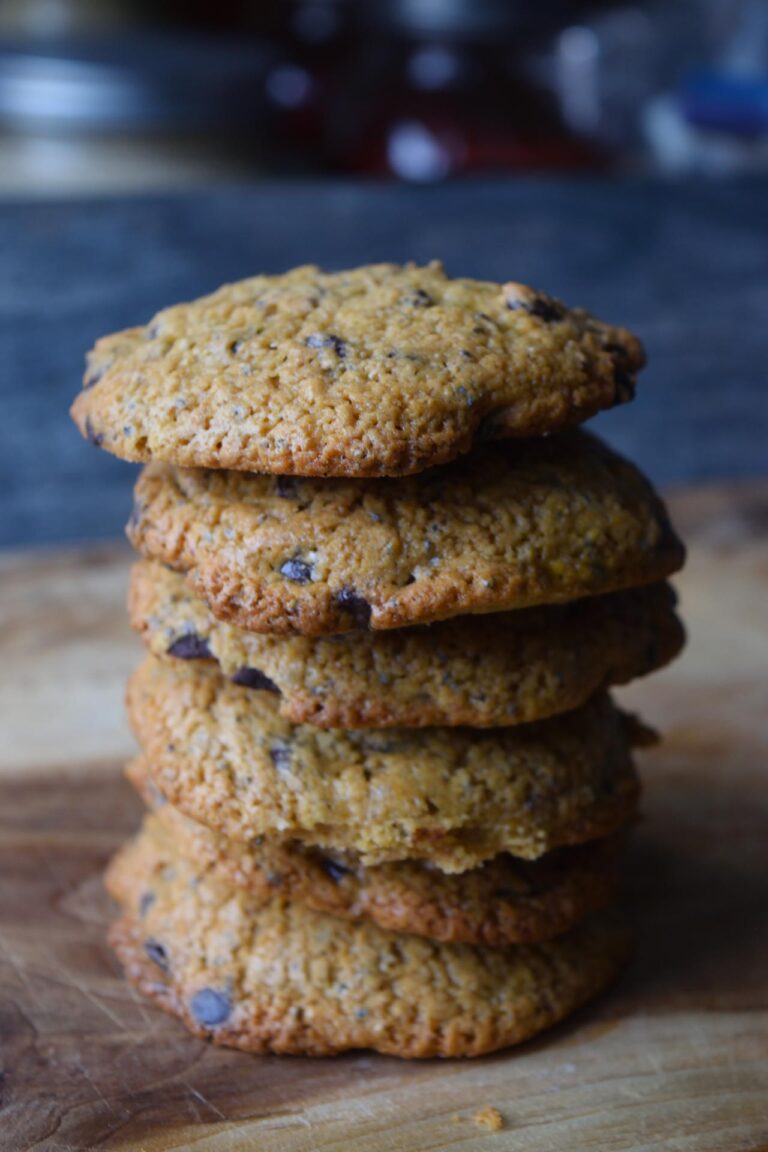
328;0;606;179
0;29;276;194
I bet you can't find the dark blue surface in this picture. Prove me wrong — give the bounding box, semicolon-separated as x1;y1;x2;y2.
2;178;766;548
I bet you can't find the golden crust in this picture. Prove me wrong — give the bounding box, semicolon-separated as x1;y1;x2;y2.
130;559;684;727
127;431;684;636
106;820;631;1058
72;262;643;478
128;764;621;946
126;656;643;871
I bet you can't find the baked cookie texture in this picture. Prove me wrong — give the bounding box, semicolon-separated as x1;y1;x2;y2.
128;762;620;946
127;656;644;871
127;430;684;636
130;560;684;728
106;820;631;1057
71;262;643;478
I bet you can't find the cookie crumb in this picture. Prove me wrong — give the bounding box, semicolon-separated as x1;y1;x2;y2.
474;1106;504;1132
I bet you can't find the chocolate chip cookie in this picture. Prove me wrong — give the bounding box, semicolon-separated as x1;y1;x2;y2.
129;761;620;946
130;560;683;727
127;656;645;871
106;819;631;1057
72;262;643;477
128;430;684;635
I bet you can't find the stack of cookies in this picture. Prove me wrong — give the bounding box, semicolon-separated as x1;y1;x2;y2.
72;262;685;1059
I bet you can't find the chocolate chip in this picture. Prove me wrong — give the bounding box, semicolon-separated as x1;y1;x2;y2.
613;366;635;403
139;891;155;916
276;475;298;499
232;666;280;693
279;558;314;584
507;293;565;323
402;288;434;307
229;339;244;354
528;296;566;322
190;988;231;1028
336;587;372;628
167;633;213;660
84;417;104;447
270;744;292;771
320;856;351;884
82;364;105;390
144;938;170;974
306;333;347;357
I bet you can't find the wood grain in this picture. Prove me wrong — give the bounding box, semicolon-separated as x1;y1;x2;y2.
1;484;767;1152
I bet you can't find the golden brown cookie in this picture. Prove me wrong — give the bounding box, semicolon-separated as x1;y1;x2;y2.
127;656;644;872
128;761;620;946
130;559;684;727
72;261;643;478
127;430;684;636
106;820;631;1057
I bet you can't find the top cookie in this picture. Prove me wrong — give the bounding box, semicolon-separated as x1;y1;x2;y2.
71;262;643;477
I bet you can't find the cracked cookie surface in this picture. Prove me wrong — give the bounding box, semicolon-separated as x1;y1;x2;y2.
128;430;684;635
72;261;643;477
127;657;643;871
106;820;631;1057
128;762;620;946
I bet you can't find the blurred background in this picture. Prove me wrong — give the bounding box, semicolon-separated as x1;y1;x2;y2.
1;0;767;546
2;0;767;191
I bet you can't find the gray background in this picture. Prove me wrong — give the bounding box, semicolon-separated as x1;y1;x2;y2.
2;177;766;548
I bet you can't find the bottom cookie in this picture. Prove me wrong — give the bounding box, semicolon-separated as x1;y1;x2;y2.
129;758;621;946
106;821;631;1058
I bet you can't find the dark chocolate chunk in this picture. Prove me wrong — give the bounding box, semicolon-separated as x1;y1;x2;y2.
190;988;231;1028
507;293;565;323
144;938;170;974
527;296;566;322
402;288;434;307
613;367;635;403
306;333;347;357
84;417;104;447
276;475;298;499
320;856;351;884
232;666;280;693
82;364;105;390
139;891;155;917
167;633;213;661
336;586;372;628
270;744;292;771
279;558;314;584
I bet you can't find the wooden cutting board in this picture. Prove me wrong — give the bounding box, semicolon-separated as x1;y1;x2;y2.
1;483;767;1152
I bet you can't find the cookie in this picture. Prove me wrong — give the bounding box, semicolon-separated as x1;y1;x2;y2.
128;761;620;946
106;820;631;1057
128;430;684;636
127;656;644;871
130;560;684;728
71;261;643;478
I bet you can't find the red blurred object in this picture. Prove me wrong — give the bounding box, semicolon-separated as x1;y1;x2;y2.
328;2;607;178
